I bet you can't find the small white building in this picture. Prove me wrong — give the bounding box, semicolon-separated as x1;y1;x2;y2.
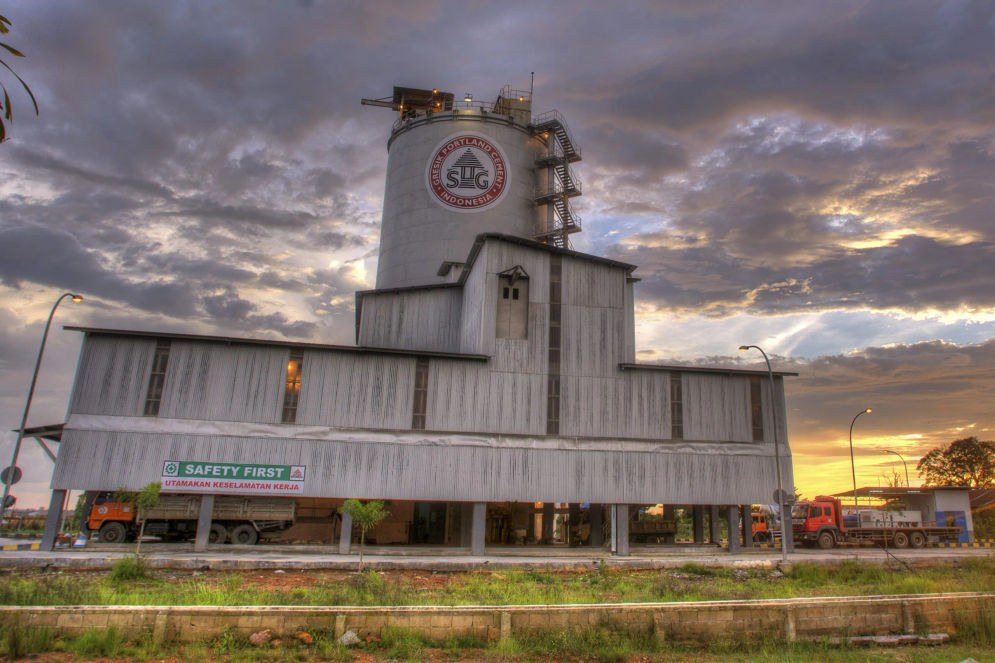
41;85;795;554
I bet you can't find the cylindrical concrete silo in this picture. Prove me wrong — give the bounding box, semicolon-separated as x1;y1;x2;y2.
364;85;582;290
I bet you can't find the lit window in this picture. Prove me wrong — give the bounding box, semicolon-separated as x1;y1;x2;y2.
281;349;304;424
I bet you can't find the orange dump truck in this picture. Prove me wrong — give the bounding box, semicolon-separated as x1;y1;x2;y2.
88;493;295;545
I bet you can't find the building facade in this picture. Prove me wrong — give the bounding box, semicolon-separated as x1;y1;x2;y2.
43;86;794;553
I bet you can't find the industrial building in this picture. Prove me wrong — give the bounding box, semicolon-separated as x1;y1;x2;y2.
41;85;795;554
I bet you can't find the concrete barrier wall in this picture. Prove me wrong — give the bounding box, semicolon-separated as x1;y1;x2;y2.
1;593;992;645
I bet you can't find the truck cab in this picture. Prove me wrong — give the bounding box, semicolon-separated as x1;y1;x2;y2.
791;497;842;548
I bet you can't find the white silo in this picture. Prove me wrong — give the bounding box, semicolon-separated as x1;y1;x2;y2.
363;85;582;289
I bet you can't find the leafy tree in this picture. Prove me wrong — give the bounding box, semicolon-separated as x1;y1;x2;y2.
0;14;39;143
917;437;995;487
338;499;388;572
114;482;161;555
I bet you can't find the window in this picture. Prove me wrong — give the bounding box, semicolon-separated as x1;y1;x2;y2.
750;376;764;441
670;372;683;439
143;340;171;416
496;266;529;339
411;357;429;430
281;349;304;424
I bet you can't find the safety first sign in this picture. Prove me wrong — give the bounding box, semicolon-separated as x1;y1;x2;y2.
161;460;306;495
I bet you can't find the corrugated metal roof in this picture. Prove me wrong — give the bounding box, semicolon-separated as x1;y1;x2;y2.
619;362;799;378
62;326;489;361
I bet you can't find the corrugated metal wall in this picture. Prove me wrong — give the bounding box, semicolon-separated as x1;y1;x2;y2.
54;427;783;505
69;336;156;416
357;288;462;353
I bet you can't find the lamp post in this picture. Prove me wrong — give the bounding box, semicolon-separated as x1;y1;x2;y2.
738;344;790;563
881;449;909;487
848;408;872;509
1;293;83;518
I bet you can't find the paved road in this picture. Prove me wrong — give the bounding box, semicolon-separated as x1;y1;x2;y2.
0;543;990;570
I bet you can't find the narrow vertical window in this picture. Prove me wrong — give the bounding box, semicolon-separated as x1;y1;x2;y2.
546;255;562;435
496;268;529;339
750;375;764;441
670;372;683;439
143;339;171;416
411;357;429;430
281;349;304;424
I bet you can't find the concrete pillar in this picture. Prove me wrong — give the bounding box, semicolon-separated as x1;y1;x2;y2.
709;505;720;544
589;504;604;547
40;489;66;551
693;505;705;544
471;502;486;555
611;504;630;556
193;494;216;552
460;502;473;547
741;505;754;548
78;491;98;536
726;505;741;553
663;505;676;543
541;502;554;543
338;511;352;554
568;503;580;545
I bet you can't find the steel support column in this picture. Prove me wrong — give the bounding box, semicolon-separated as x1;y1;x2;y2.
40;489;66;551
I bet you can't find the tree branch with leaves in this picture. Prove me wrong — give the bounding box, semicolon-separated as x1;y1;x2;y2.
114;482;161;555
0;14;39;143
917;437;994;487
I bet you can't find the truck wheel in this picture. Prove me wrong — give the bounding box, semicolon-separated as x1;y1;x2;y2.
208;523;228;544
817;531;835;549
892;531;909;548
910;531;926;549
99;521;128;544
229;524;258;545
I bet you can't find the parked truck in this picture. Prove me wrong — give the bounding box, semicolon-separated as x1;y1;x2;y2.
88;493;295;545
791;495;961;549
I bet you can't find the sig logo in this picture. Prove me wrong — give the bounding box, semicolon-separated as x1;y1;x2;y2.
426;133;510;212
162;461;179;477
289;466;306;481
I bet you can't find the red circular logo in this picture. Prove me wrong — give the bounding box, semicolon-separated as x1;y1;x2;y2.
426;133;510;212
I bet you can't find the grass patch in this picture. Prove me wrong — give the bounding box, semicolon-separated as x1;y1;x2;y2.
65;626;126;658
109;554;153;582
0;558;992;608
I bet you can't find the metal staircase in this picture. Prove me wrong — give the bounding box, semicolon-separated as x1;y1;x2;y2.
530;110;582;249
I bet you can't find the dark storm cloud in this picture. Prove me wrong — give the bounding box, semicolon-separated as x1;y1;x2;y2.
202;288;317;338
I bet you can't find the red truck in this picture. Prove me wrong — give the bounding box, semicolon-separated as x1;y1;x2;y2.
791;495;962;549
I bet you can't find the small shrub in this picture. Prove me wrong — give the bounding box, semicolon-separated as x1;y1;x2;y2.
66;626;125;658
110;555;152;582
212;625;249;654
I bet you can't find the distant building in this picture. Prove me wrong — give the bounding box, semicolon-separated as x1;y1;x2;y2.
42;85;795;553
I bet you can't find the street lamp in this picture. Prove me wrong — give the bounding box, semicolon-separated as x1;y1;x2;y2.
738;344;790;563
848;408;872;509
881;449;910;487
1;293;83;518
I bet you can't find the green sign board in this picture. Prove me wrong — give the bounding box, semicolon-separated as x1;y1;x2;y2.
161;460;306;495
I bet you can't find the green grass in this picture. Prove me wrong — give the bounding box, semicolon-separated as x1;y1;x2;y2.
0;559;993;608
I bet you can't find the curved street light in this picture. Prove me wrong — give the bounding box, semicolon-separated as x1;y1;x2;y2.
848;408;872;509
738;344;790;563
881;449;910;487
1;293;83;517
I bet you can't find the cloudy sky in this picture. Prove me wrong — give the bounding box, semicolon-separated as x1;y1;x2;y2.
1;1;992;508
